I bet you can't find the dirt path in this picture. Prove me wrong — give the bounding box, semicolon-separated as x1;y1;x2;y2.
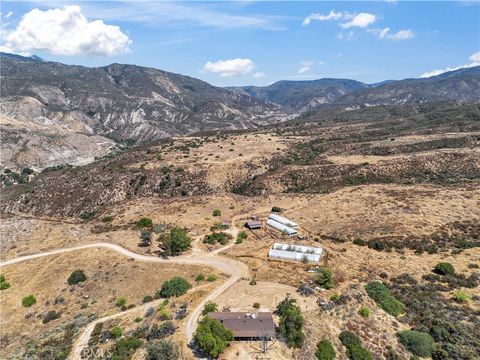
0;237;249;359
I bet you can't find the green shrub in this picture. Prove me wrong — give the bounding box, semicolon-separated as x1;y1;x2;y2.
397;330;434;357
365;281;405;316
22;294;37;307
0;275;10;290
159;308;172;321
347;344;373;360
453;290;471;302
315;340;336;360
207;274;218;282
42;310;61;324
316;267;334;289
111;325;123;339
329;293;340;302
101;216;113;223
146;339;179;360
253;302;260;309
212;209;221;217
193;316;233;358
202;301;218;315
159;227;192;256
116;297;127;308
195;274;205;282
339;331;362;348
433;262;455;276
137;217;153;228
147;321;176;340
358;306;371;318
110;336;143;359
236;231;248;244
143;295;154;303
158;277;191;298
67;270;87;285
134;317;143;323
203;232;229;245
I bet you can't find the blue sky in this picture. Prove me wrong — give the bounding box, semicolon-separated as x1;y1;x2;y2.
1;1;479;86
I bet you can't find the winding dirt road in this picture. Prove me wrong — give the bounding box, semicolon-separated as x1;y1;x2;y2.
0;233;249;359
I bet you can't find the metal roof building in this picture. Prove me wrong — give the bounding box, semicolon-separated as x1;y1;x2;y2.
208;312;275;340
268;213;299;228
267;219;297;236
245;220;262;230
268;242;323;262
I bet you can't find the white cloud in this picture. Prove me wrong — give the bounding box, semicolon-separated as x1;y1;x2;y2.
302;10;344;26
298;60;313;74
369;27;414;41
253;72;266;78
203;58;255;77
6;12;13;19
0;5;131;56
340;13;376;29
420;51;480;78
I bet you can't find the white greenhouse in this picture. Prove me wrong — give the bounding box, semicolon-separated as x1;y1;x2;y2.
267;219;297;236
268;242;323;263
268;213;299;229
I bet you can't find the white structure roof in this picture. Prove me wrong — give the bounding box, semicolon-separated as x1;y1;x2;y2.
268;249;321;262
268;213;298;228
267;219;297;236
272;243;323;255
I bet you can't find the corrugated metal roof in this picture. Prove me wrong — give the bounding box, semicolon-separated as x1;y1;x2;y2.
246;220;262;229
208;312;275;338
268;213;298;228
267;219;297;235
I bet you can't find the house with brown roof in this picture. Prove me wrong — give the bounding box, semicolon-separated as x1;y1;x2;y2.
208;312;275;340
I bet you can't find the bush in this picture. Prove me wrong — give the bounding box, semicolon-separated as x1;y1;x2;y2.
42;310;61;324
159;309;172;321
397;330;434;357
315;340;336;360
329;293;340;302
316;267;334;289
137;217;153;228
236;231;248;244
110;336;143;359
0;275;10;290
347;344;373;360
202;301;218;315
158;277;191;298
111;325;123;339
207;274;218;282
194;316;234;358
134;317;143;323
368;240;386;251
22;294;37;307
67;270;87;285
116;297;127;308
453;290;471;302
195;274;205;282
274;296;305;348
339;331;361;348
102;216;113;223
143;295;154;303
146;340;179;360
433;262;455;276
203;232;229;245
365;282;405;316
253;302;260;309
159;227;192;256
212;209;221;217
339;331;372;360
147;321;176;340
358;306;371;318
353;239;366;246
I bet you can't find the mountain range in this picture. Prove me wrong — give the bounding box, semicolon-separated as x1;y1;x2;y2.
1;52;479;171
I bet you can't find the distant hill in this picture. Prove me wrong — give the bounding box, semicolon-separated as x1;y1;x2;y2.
231;78;369;112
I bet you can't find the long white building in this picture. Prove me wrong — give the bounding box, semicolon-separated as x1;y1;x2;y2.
268;242;323;262
267;219;297;236
268;213;298;229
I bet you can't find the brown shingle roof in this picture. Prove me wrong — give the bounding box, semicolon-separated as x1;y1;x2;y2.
208;312;275;338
